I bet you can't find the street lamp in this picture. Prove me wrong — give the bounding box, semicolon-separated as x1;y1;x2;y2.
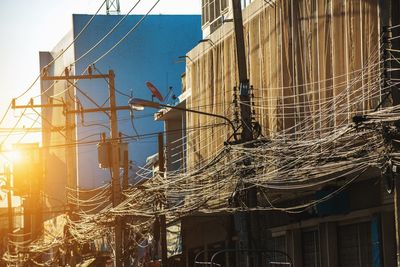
128;98;238;137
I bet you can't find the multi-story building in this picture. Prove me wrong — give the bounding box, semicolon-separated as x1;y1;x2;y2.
156;0;400;266
39;14;201;201
36;13;201;264
201;0;254;37
40;13;201;190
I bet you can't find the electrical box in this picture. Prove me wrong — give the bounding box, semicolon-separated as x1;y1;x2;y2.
97;142;128;169
97;142;111;169
118;143;129;168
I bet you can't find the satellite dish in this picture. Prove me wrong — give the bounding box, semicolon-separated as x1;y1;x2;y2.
146;81;164;102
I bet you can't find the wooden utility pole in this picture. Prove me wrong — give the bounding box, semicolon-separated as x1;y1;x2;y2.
65;75;78;204
123;151;129;190
40;68;124;266
158;133;168;266
108;70;123;267
122;150;130;267
13;68;130;265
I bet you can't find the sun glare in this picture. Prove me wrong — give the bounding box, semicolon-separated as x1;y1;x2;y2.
7;150;22;163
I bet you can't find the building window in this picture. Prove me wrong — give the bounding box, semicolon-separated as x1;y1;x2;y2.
221;0;228;10
202;1;209;25
202;0;229;27
241;0;253;8
338;222;372;267
302;230;320;267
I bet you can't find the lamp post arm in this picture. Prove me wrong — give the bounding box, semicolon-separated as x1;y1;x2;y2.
157;103;236;132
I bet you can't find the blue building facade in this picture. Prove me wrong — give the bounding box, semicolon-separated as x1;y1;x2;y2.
40;14;201;194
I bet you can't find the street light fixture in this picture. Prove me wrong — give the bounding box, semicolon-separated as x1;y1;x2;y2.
128;98;238;140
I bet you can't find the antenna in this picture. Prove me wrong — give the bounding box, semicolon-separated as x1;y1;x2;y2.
106;0;121;15
164;86;177;104
146;82;164;102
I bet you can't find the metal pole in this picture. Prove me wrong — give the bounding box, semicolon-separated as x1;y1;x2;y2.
109;70;123;266
155;103;236;134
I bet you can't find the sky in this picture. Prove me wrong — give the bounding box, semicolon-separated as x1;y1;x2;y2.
0;0;201;129
0;0;201;207
0;0;201;144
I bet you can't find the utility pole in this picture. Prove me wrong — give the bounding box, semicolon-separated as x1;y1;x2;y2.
231;0;259;265
13;68;130;265
2;165;14;255
108;70;123;267
13;91;76;201
40;68;125;266
382;0;400;265
158;133;168;267
123;150;129;190
122;150;130;267
5;165;13;235
64;75;78;205
232;0;251;133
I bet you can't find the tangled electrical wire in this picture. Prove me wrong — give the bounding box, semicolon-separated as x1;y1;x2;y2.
5;11;400;267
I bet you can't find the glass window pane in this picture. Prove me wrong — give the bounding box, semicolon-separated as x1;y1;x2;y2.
210;0;215;22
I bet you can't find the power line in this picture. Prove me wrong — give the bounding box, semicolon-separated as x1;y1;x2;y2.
73;0;143;65
92;0;161;65
15;0;108;101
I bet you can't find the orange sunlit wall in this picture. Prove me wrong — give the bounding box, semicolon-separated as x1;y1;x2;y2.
186;0;380;169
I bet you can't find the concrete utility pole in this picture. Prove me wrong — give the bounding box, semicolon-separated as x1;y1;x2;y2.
231;0;260;266
232;0;252;138
157;133;168;267
380;0;400;265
